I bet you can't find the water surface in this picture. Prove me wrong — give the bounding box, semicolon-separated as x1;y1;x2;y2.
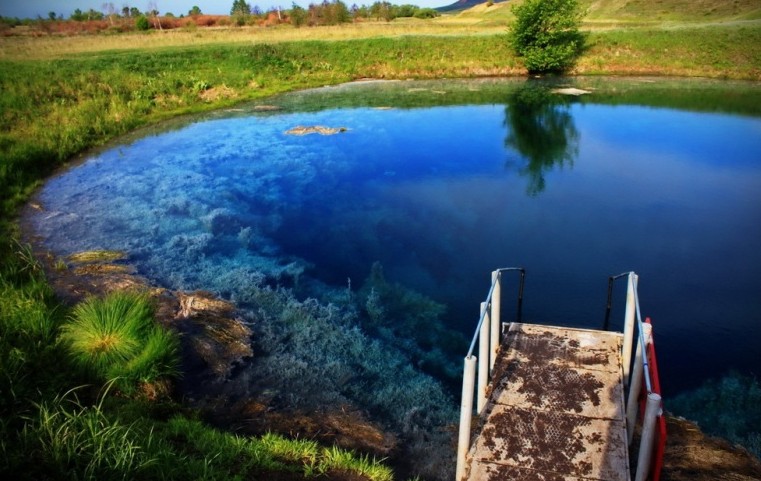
29;78;761;402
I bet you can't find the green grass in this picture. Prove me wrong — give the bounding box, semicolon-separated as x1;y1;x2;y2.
18;389;156;480
579;25;761;77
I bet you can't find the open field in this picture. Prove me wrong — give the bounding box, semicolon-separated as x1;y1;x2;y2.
0;21;505;60
1;1;761;479
2;0;761;60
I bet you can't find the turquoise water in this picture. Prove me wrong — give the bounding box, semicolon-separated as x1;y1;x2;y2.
27;79;761;467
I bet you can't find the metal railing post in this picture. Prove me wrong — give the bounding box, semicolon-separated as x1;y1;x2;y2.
626;322;652;445
634;392;662;481
490;270;501;373
478;302;490;414
622;273;638;391
458;267;526;480
603;275;615;331
516;269;525;322
457;355;477;481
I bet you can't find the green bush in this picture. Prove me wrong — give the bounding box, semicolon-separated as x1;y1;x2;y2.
59;291;179;393
510;0;585;74
290;4;307;27
413;8;439;19
135;15;150;31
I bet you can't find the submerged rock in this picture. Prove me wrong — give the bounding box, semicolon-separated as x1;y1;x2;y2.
67;249;126;264
200;208;241;236
251;105;281;112
72;263;134;276
285;125;348;136
172;291;253;380
552;87;592;96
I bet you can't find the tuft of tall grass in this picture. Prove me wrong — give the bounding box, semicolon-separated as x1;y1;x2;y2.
59;291;179;393
320;445;394;481
17;387;156;480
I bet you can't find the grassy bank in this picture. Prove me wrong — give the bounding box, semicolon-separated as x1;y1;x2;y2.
579;25;761;77
1;12;761;479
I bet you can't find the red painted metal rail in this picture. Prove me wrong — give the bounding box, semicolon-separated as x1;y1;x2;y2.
643;317;666;481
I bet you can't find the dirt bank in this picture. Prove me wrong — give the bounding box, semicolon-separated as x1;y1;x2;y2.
662;415;761;481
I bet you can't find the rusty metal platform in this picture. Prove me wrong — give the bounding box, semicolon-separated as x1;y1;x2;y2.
466;323;629;481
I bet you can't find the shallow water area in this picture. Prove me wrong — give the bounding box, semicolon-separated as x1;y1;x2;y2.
26;77;761;467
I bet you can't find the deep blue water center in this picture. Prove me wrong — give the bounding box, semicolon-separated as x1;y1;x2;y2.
29;79;761;398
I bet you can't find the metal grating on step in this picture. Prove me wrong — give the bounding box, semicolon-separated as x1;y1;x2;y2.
467;324;629;481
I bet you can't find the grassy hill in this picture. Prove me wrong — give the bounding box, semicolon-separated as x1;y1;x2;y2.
437;0;508;13
583;0;761;22
439;0;761;26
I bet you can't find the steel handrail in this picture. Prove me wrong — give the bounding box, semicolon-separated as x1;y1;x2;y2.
466;267;525;357
610;271;654;396
604;271;631;330
621;271;664;481
457;267;525;481
632;275;653;394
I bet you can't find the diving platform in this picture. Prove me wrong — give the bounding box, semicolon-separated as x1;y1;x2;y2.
456;269;666;481
466;323;628;481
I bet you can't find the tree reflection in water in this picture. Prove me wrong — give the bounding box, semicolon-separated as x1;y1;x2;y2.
504;82;580;195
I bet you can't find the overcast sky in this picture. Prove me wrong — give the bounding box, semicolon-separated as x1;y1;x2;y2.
0;0;451;19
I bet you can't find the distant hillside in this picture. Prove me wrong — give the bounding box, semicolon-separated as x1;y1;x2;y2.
583;0;761;21
438;0;761;21
437;0;509;13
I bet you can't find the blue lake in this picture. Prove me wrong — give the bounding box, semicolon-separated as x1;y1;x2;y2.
28;78;761;427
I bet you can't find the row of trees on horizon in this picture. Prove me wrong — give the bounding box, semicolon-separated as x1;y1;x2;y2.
1;0;438;25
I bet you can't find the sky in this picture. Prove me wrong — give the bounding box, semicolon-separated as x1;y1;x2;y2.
0;0;451;19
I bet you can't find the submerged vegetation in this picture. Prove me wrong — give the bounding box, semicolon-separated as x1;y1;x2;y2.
670;372;761;459
1;1;761;479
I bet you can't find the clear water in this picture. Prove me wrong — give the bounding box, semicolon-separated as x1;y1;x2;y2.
28;78;761;404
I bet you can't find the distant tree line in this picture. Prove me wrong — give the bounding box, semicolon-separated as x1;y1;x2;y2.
0;1;438;32
249;1;439;27
57;1;437;25
67;3;203;21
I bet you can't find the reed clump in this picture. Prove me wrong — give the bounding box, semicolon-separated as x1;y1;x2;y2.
59;291;179;394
